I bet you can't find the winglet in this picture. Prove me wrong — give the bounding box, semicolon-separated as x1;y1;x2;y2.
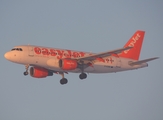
119;30;145;60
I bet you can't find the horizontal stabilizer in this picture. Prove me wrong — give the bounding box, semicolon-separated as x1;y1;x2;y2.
129;57;159;66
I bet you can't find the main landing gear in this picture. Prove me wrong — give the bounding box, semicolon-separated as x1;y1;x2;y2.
23;64;29;76
79;73;87;79
59;73;68;85
79;61;87;80
59;72;87;85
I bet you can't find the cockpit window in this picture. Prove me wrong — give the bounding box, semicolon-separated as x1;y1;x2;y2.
11;48;16;51
11;48;23;51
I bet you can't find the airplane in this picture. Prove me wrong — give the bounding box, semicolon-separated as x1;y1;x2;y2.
4;30;158;85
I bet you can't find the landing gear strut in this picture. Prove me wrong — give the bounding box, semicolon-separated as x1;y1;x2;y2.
23;64;29;76
79;61;87;80
59;73;68;85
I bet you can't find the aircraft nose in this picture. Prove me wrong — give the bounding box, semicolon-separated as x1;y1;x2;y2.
4;52;10;60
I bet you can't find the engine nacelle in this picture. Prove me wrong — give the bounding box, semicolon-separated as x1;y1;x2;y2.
59;59;78;70
30;67;53;78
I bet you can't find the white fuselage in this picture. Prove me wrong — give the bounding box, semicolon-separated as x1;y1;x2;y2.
4;45;148;73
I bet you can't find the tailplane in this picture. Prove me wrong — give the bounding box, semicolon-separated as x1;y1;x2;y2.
119;30;145;60
129;57;159;66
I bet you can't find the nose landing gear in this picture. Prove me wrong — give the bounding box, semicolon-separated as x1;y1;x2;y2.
23;71;28;75
23;64;29;76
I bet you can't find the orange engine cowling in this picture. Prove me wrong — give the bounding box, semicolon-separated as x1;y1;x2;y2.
30;67;53;78
59;59;78;70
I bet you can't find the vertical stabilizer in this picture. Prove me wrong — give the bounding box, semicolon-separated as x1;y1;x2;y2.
119;30;145;60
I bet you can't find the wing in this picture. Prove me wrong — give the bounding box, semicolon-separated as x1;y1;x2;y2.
77;46;133;61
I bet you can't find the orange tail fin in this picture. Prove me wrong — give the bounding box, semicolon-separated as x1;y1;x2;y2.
119;30;145;60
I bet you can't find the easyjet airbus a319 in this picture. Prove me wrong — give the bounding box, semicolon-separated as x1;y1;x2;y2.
4;31;158;85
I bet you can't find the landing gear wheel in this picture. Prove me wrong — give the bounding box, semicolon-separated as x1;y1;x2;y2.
23;71;28;76
60;78;68;85
79;73;87;80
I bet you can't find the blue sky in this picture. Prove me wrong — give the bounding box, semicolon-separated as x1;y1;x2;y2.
0;0;163;120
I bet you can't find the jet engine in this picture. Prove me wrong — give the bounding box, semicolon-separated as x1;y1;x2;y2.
30;67;53;78
59;59;78;70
